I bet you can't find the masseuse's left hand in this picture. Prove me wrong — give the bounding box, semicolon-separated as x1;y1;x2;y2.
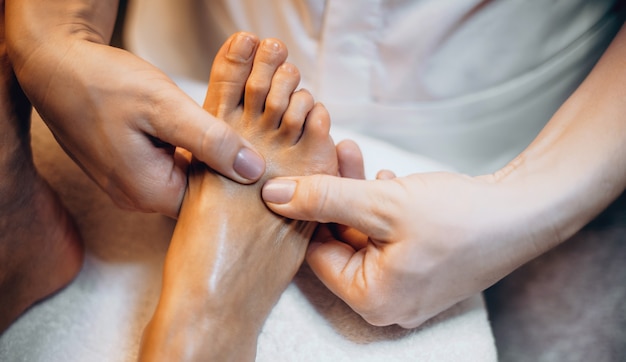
6;1;266;218
261;143;549;328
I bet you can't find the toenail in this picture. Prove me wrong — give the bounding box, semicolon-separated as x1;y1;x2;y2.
279;63;295;73
228;34;257;61
233;147;265;181
263;39;281;53
262;179;297;204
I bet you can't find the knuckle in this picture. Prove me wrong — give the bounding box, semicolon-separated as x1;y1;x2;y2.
211;63;230;79
299;175;331;220
356;295;395;327
200;121;232;159
108;184;146;212
292;90;314;110
107;164;184;215
369;181;407;238
349;268;400;327
245;78;268;95
265;96;288;115
282;114;302;131
362;312;395;327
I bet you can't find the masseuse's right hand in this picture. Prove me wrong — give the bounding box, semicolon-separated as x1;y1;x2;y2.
261;142;559;328
6;0;265;217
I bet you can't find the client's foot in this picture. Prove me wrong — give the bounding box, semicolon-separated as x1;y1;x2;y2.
140;32;337;361
0;33;83;333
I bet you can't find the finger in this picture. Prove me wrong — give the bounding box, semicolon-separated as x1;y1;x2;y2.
330;223;369;250
398;317;430;330
155;88;266;184
306;235;368;306
376;169;396;180
170;147;192;216
331;139;367;244
307;226;361;282
108;140;189;218
175;146;193;164
262;175;397;240
336;139;365;179
309;237;408;327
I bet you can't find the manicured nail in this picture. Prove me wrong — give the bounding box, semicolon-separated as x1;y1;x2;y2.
262;179;297;204
233;147;265;181
228;33;256;61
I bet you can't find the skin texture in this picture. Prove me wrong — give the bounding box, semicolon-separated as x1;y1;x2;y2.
262;25;626;328
0;3;83;334
139;33;338;361
5;0;265;218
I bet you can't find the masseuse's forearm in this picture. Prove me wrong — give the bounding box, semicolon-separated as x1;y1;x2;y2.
493;25;626;256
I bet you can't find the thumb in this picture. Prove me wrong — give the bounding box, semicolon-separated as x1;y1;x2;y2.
156;89;266;184
262;175;396;240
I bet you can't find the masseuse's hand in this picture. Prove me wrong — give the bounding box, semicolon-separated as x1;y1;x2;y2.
6;0;265;217
262;23;626;328
261;143;551;328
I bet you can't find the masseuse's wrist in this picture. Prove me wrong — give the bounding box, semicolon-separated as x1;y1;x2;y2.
6;0;118;79
485;147;601;266
487;159;563;256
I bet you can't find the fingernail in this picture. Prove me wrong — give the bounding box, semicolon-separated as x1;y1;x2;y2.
228;33;256;61
233;147;265;181
262;179;297;204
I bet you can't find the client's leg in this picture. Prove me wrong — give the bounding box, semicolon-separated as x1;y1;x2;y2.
139;33;337;361
0;15;83;333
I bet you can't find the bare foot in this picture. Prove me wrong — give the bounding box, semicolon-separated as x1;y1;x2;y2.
140;32;337;361
0;19;83;334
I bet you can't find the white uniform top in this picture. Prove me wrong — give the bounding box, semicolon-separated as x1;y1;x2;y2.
126;0;624;174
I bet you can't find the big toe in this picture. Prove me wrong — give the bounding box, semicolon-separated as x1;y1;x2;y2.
203;32;259;118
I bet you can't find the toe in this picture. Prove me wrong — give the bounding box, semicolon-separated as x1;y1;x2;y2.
203;32;259;118
337;140;365;179
263;63;301;129
299;103;337;175
279;89;314;144
302;102;332;142
244;38;289;118
376;170;397;180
